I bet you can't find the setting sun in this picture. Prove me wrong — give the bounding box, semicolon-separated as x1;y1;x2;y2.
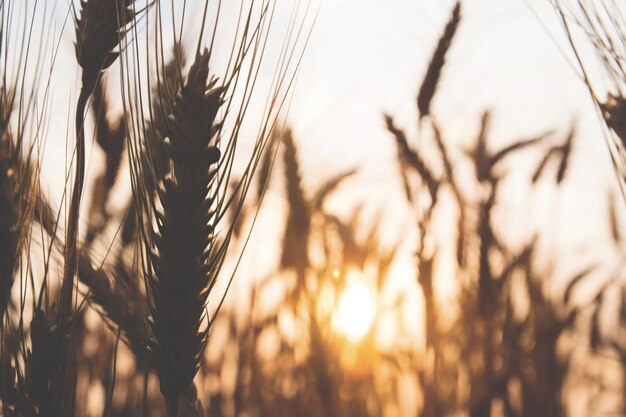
332;279;377;342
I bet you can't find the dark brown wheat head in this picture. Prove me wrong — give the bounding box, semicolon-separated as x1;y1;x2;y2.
74;0;137;90
146;49;224;416
417;1;461;121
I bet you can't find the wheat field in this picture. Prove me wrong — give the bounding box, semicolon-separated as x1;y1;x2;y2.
0;1;624;417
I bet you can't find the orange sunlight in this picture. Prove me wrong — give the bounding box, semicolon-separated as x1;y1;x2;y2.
332;271;377;343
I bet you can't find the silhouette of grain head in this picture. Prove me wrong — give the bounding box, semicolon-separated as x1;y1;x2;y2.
281;128;311;278
417;1;461;121
145;49;225;416
74;0;137;89
384;113;439;203
602;95;626;149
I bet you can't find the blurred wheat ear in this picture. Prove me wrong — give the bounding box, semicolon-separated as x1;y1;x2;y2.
281;128;311;282
417;0;460;121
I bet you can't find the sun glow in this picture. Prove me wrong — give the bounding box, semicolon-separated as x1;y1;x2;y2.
333;279;376;342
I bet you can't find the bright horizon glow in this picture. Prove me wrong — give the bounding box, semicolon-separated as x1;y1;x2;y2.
333;279;376;342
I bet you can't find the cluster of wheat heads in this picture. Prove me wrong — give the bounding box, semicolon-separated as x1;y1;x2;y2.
384;2;605;416
551;0;626;406
194;125;404;417
183;3;601;415
0;0;308;415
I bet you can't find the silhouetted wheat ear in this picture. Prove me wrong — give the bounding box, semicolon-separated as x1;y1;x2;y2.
417;1;461;121
280;129;311;280
147;49;224;416
602;95;626;149
384;113;439;202
74;0;136;89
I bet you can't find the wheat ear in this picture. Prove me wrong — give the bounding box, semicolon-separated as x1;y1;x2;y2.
417;1;461;121
281;129;310;279
146;50;224;416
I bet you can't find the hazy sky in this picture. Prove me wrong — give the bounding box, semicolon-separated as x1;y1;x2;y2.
17;0;618;278
33;0;611;191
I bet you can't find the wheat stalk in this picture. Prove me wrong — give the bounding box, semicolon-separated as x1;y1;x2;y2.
62;0;138;321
